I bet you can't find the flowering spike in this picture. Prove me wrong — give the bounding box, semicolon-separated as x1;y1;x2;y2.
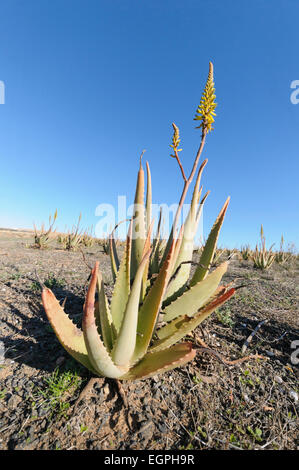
170;122;182;157
194;62;217;133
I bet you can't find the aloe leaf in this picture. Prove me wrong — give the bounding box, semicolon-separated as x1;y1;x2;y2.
196;190;210;225
109;231;120;282
160;226;184;307
131;158;146;280
132;240;176;364
112;249;151;367
166;224;184;285
141;219;154;300
83;263;125;378
145;161;152;233
163;261;228;322
96;268;116;351
42;288;96;374
190;197;230;286
150;207;163;275
151;287;235;353
165;182;209;303
120;342;196;380
110;221;132;332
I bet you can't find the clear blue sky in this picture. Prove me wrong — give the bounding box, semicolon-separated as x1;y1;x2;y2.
0;0;298;250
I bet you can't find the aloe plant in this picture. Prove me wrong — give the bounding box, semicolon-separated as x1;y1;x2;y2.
212;246;226;266
251;225;275;270
96;236;110;254
275;235;292;265
81;226;95;247
42;62;235;380
33;209;58;249
64;214;84;251
240;244;252;261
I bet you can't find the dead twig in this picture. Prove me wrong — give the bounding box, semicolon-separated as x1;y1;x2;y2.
193;334;267;366
79;247;93;271
34;269;45;289
196;346;267;367
241;319;268;354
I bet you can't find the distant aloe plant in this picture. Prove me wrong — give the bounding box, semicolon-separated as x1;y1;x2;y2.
42;62;235;380
33;210;57;249
64;214;84;251
240;244;252;261
81;226;95;248
96;237;110;255
252;225;275;270
212;247;226;266
275;235;292;265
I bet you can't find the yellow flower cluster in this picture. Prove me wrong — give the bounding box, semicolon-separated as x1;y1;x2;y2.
170;122;182;157
194;62;217;133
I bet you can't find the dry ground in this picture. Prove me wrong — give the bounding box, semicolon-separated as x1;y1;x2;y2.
0;229;298;450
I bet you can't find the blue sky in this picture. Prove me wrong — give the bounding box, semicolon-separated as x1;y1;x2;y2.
0;0;298;250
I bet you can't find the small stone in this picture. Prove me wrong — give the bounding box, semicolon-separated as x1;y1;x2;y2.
0;341;5;364
274;375;283;384
289;391;298;403
103;383;109;397
27;425;36;438
53;440;61;449
11;378;19;388
7;394;22;409
139;420;153;433
38;406;48;417
139;421;154;442
40;419;47;431
157;422;168;433
94;379;104;392
265;351;275;357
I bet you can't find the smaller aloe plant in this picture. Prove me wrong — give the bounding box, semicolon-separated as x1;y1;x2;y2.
225;248;237;258
97;237;110;255
57;233;68;249
251;225;275;270
240;244;252;261
212;247;225;266
64;214;84;251
33;210;57;249
81;227;95;248
275;235;292;265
